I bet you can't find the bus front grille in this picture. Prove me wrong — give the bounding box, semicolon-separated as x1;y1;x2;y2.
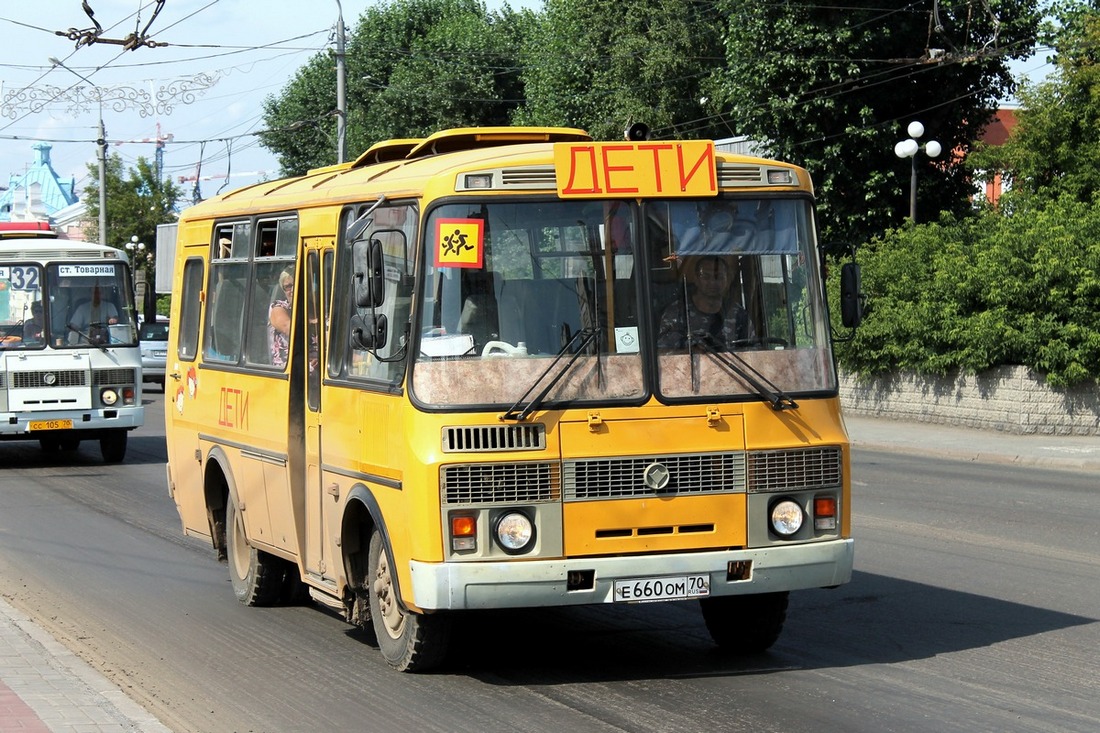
441;461;560;505
746;447;842;493
563;452;747;501
11;370;86;389
94;368;137;385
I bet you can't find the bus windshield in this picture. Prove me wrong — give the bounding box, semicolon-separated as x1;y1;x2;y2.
411;196;834;409
0;262;138;349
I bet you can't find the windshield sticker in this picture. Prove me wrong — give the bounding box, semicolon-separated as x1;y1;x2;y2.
434;218;484;269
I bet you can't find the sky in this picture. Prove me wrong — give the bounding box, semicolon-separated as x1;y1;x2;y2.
0;0;406;205
1;1;1052;217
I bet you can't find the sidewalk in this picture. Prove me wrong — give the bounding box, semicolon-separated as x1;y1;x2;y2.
1;416;1095;733
0;596;170;733
846;414;1100;472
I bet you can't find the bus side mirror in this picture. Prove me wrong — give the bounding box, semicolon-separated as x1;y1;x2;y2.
350;313;388;350
353;238;385;308
840;262;863;329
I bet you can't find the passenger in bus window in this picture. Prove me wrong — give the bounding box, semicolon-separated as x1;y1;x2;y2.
269;269;293;367
68;285;119;344
657;255;754;350
22;300;45;343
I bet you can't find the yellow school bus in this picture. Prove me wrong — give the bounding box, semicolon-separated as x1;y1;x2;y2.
165;126;859;671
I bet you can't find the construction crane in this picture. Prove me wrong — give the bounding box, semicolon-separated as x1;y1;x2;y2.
114;122;173;180
175;171;269;183
176;170;270;203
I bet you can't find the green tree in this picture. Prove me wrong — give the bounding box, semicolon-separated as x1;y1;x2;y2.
515;0;726;140
835;197;1100;387
261;0;529;175
710;0;1041;247
968;4;1100;204
82;154;181;319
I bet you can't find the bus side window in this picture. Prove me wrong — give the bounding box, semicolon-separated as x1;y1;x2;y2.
177;259;204;360
204;264;247;362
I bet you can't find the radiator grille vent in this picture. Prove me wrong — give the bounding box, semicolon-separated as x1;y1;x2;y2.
718;165;765;186
12;370;86;389
442;424;545;453
441;462;560;505
563;452;746;501
500;166;556;188
95;368;137;385
746;447;842;493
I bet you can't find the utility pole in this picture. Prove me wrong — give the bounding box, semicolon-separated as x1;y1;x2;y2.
335;0;347;163
50;57;108;246
96;117;107;247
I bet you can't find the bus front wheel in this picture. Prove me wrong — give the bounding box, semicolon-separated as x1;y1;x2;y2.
700;591;789;654
226;492;284;607
367;529;450;672
100;430;127;463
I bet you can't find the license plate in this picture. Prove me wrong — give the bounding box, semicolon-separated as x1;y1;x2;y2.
614;574;710;603
29;419;73;431
153;350;167;357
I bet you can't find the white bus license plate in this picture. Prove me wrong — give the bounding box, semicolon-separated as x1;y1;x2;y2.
29;419;73;431
614;574;710;603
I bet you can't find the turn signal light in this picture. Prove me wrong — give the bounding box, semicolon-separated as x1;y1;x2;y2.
814;495;837;531
450;514;477;552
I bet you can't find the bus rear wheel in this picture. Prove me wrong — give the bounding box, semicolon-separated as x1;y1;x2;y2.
367;529;450;672
700;591;789;654
226;492;284;607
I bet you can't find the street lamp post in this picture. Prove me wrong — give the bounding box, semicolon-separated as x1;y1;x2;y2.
126;235;154;323
894;121;942;223
49;58;108;247
334;0;347;164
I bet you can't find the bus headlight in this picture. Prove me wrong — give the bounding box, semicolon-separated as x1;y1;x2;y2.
100;388;119;406
770;499;804;537
494;511;535;554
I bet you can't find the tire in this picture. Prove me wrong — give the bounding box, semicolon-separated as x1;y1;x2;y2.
367;529;450;672
279;563;311;605
100;430;127;463
226;492;285;607
700;591;789;654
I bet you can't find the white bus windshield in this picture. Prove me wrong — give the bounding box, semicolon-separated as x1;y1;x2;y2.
0;262;139;349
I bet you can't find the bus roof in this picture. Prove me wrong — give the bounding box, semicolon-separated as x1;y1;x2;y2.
0;237;128;262
181;126;812;220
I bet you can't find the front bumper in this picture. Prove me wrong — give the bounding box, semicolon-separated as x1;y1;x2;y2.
409;538;854;611
0;406;144;437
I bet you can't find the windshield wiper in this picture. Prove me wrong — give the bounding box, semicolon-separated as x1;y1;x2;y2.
687;332;798;411
500;327;601;422
67;323;110;352
1;321;23;341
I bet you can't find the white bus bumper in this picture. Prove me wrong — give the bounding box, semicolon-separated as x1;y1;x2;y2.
409;538;854;611
0;406;144;436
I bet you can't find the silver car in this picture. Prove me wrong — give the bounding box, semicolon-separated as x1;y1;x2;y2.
138;319;169;388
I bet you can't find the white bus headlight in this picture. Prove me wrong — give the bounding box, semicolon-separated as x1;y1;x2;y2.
100;388;119;406
770;499;804;536
494;511;535;554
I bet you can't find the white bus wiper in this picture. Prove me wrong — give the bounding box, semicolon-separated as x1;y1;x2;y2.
67;323;110;352
500;327;601;422
687;332;798;411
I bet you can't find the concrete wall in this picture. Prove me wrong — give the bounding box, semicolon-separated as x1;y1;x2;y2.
839;366;1100;436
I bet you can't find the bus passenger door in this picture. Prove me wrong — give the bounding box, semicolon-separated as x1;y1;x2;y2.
303;244;332;581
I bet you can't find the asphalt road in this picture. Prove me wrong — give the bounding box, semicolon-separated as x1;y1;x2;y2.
0;393;1096;732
